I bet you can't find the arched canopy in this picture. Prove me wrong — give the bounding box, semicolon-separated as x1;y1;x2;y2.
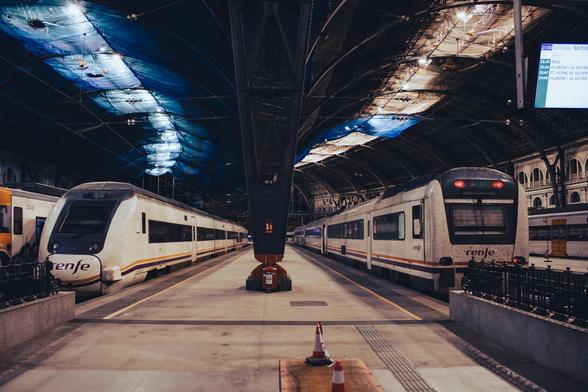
1;1;588;200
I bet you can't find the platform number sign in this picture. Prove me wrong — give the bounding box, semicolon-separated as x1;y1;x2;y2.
265;220;273;234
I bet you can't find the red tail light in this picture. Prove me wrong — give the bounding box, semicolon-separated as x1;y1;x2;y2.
492;180;505;189
511;256;526;266
453;179;465;189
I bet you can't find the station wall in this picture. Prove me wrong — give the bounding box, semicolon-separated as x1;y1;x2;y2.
0;150;75;188
514;137;588;208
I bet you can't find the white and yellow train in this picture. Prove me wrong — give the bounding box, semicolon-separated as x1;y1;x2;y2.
0;186;59;265
39;182;248;296
529;204;588;259
295;168;529;293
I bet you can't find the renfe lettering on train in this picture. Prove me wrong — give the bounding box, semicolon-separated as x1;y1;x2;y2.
55;259;90;274
465;248;496;258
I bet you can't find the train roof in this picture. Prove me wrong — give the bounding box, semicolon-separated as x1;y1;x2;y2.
382;174;436;199
5;182;67;198
302;167;516;228
382;167;513;199
67;182;243;229
2;187;59;203
529;203;588;216
299;216;330;229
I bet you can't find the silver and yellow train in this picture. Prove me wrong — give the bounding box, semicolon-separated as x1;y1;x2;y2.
39;182;248;296
295;168;529;293
0;186;59;264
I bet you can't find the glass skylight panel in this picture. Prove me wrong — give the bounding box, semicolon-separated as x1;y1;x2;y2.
159;130;179;143
329;132;377;147
0;2;206;177
151;160;176;168
147;152;180;163
365;3;549;118
145;167;171;176
45;54;139;90
301;154;329;164
144;143;182;154
0;3;101;55
92;89;161;115
311;144;352;156
148;113;175;131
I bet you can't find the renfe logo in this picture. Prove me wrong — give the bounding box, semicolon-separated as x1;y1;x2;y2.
465;247;496;259
55;259;91;274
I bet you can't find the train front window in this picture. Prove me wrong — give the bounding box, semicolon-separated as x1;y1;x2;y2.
0;205;8;233
447;204;514;244
58;201;117;234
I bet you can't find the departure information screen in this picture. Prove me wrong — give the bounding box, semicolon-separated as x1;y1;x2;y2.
535;43;588;109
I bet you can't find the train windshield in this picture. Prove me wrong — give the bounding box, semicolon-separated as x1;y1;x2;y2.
447;204;515;244
57;200;117;234
0;205;8;233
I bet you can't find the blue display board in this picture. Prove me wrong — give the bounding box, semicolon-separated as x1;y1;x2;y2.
535;43;588;109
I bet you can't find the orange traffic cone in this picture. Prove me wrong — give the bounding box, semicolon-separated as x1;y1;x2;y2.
305;321;332;365
330;361;345;392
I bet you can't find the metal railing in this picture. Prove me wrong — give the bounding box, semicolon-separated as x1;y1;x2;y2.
0;261;58;309
463;261;588;327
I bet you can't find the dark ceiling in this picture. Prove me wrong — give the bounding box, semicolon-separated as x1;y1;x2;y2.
1;0;587;199
293;0;588;199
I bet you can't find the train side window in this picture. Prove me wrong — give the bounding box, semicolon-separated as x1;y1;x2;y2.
0;205;9;234
141;213;146;234
13;207;22;235
567;224;588;241
197;227;216;241
148;220;192;243
374;212;405;241
367;221;371;237
412;205;422;239
35;217;46;241
326;220;363;239
529;225;550;241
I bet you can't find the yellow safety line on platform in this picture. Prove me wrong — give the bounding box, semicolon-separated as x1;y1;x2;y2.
103;250;245;320
312;256;422;321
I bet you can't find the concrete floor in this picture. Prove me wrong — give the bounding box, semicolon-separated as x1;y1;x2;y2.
0;246;582;392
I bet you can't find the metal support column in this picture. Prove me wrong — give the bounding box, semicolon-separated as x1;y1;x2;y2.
229;0;312;291
513;0;525;109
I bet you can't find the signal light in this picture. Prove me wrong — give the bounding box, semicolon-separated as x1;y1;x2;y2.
492;180;505;189
511;256;526;266
453;179;465;189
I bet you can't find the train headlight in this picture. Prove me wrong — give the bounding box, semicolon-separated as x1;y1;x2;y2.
89;242;100;253
511;256;526;266
439;257;453;266
52;242;60;252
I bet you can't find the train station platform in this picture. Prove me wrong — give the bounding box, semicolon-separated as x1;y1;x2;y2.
529;256;588;273
0;246;583;392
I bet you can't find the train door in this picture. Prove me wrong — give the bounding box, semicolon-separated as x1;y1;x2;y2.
191;216;198;263
322;224;327;255
367;213;372;270
0;190;11;264
412;204;425;261
11;205;23;258
551;219;567;257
